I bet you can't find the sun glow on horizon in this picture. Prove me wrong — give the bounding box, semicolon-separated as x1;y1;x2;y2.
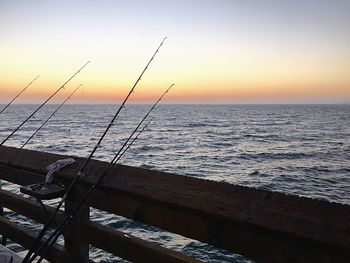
1;0;349;104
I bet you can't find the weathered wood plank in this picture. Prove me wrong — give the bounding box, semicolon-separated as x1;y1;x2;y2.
64;194;90;263
3;145;349;243
0;216;72;263
81;185;350;263
84;221;201;263
0;164;43;185
1;145;350;262
0;188;64;225
0;188;199;263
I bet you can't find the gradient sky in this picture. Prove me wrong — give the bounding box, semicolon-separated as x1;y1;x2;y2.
0;0;349;104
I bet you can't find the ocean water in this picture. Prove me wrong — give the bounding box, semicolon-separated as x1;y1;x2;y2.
1;104;350;262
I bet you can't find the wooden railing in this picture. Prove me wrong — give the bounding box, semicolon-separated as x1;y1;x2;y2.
0;145;349;262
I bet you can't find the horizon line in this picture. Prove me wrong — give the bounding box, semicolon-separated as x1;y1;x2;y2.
1;102;349;106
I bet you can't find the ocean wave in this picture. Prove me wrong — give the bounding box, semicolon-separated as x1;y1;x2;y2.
238;151;314;160
2;104;350;262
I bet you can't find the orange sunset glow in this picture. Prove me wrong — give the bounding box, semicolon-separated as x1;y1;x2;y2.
1;1;349;104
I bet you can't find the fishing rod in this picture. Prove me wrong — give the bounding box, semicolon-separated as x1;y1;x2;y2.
79;36;167;174
32;86;172;263
1;84;82;168
117;117;154;160
0;75;39;246
0;75;40;115
0;85;81;247
115;84;174;161
29;84;174;263
23;38;167;262
0;61;90;146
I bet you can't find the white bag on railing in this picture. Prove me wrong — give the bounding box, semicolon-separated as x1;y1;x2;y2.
45;158;75;184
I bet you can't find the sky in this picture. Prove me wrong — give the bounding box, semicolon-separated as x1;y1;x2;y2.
0;0;349;104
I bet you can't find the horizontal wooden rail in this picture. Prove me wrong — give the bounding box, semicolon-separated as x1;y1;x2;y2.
0;188;198;262
0;216;72;262
0;164;43;186
84;221;199;263
82;185;350;263
0;188;65;225
1;145;350;262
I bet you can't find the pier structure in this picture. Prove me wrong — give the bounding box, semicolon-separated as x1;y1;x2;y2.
0;145;349;262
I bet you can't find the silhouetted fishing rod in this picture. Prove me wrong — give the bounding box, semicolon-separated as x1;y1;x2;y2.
32;117;154;263
2;84;82;168
117;117;154;160
23;39;167;262
0;62;90;146
97;84;174;173
0;85;81;247
0;75;40;115
79;36;167;174
0;75;39;246
115;84;174;160
0;84;82;248
29;84;174;263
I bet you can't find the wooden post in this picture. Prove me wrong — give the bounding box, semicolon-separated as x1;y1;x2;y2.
64;192;89;263
0;179;7;246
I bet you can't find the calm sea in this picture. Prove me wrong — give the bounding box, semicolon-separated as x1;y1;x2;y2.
1;104;350;262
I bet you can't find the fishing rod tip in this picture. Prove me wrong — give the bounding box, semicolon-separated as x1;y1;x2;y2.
166;84;175;92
